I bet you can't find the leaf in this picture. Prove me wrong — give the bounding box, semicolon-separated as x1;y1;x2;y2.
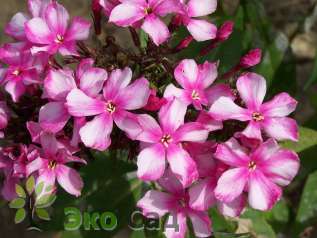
14;208;26;224
36;208;50;221
35;182;44;196
139;29;148;49
296;171;317;224
304;42;317;89
26;176;35;195
9;198;26;209
15;184;26;198
282;127;317;153
35;194;57;208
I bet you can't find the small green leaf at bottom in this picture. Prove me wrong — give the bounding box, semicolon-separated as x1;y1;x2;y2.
15;208;26;224
36;208;50;221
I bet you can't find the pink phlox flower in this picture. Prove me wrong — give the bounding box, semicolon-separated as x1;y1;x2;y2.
209;72;299;142
143;89;167;111
99;0;120;17
25;1;91;56
109;0;183;45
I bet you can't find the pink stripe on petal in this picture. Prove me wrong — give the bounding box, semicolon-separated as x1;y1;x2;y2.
196;111;223;132
45;2;70;35
167;144;198;187
197;61;218;89
214;143;248;167
248;170;282;211
5;80;26;103
214;168;248;203
25;17;52;44
189;177;216;211
66;89;105;117
206;84;234;106
251;139;280;163
142;14;170;46
66;17;91;41
79;67;107;98
261;92;297;117
26;157;45;176
262;117;299;142
79;113;113;151
136;114;162;143
174;122;209;143
56;165;83;197
109;3;145;26
137;143;166;181
236;73;267;110
174;59;199;89
113;110;142;139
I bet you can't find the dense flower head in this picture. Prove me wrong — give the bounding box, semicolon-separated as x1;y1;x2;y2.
0;0;301;237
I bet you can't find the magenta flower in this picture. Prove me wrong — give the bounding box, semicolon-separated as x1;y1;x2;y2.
0;101;9;138
209;72;299;142
66;67;150;151
164;59;234;110
136;98;209;187
178;0;217;41
0;42;48;102
214;138;299;211
25;2;91;55
26;134;86;197
99;0;120;17
137;169;212;238
109;0;182;45
5;0;52;41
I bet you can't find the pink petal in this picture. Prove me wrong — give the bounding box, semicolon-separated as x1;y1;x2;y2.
136;114;162;143
214;168;248;203
159;98;187;132
236;121;262;142
26;157;45;176
214;143;248;167
113;110;142;139
58;41;79;56
79;66;107;97
141;14;170;46
196;111;223;132
164;84;189;104
44;69;76;100
187;19;217;42
189;178;216;211
174;59;198;89
40;133;58;157
45;2;69;35
261;149;299;187
5;13;29;40
103;67;132;100
151;0;182;16
187;0;217;17
5;80;26;102
248;170;282;211
28;0;51;17
25;17;53;44
37;169;56;189
167;144;198;187
217;195;246;218
79;113;113;151
109;2;145;26
174;122;209;142
158;168;184;195
262;117;299;141
56;164;83;197
70;117;86;147
65;17;91;41
208;97;250;121
137;190;174;217
39;102;70;133
206;83;234;106
117;77;150;110
188;211;212;237
197;61;218;89
164;212;187;238
261;92;297;117
137;143;166;181
66;89;105;117
236;73;267;110
27;121;42;143
251;139;280;162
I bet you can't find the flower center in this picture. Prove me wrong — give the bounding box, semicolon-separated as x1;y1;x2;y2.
161;134;172;147
48;160;57;170
12;69;21;76
191;90;200;100
144;7;153;15
252;112;264;122
106;102;116;114
55;34;64;44
248;161;257;171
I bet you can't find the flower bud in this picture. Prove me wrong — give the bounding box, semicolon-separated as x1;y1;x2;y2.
239;48;262;68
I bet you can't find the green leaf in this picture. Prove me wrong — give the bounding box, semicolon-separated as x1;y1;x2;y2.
35;194;57;208
36;208;50;221
15;184;26;198
139;29;148;49
14;208;26;224
265;199;289;224
296;171;317;224
26;176;35;195
35;181;44;196
304;48;317;89
9;198;26;209
282;127;317;153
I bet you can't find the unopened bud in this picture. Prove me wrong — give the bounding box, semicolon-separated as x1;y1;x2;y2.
217;21;234;42
239;48;262;68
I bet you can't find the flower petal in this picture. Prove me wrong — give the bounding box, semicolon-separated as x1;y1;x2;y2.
113;110;142;139
187;0;217;17
158;168;184;195
141;14;170;46
217;195;246;218
26;157;45;176
262;117;299;141
187;19;217;41
25;17;52;44
189;177;216;211
79;66;107;98
45;2;69;35
5;13;28;40
197;61;218;89
261;92;297;117
167;144;198;187
248;170;282;211
136;114;162;143
206;83;234;106
196;111;223;132
65;17;91;41
137;190;175;217
236;72;267;110
164;212;187;238
214;168;248;203
5;80;26;102
56;164;83;197
79;113;113;151
66;89;105;117
214;143;248;167
39;102;70;133
109;2;145;26
174;59;198;89
174;122;209;142
188;211;212;238
236;121;262;142
137;143;166;181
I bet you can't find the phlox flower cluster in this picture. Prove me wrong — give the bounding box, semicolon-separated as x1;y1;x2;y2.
0;0;300;237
